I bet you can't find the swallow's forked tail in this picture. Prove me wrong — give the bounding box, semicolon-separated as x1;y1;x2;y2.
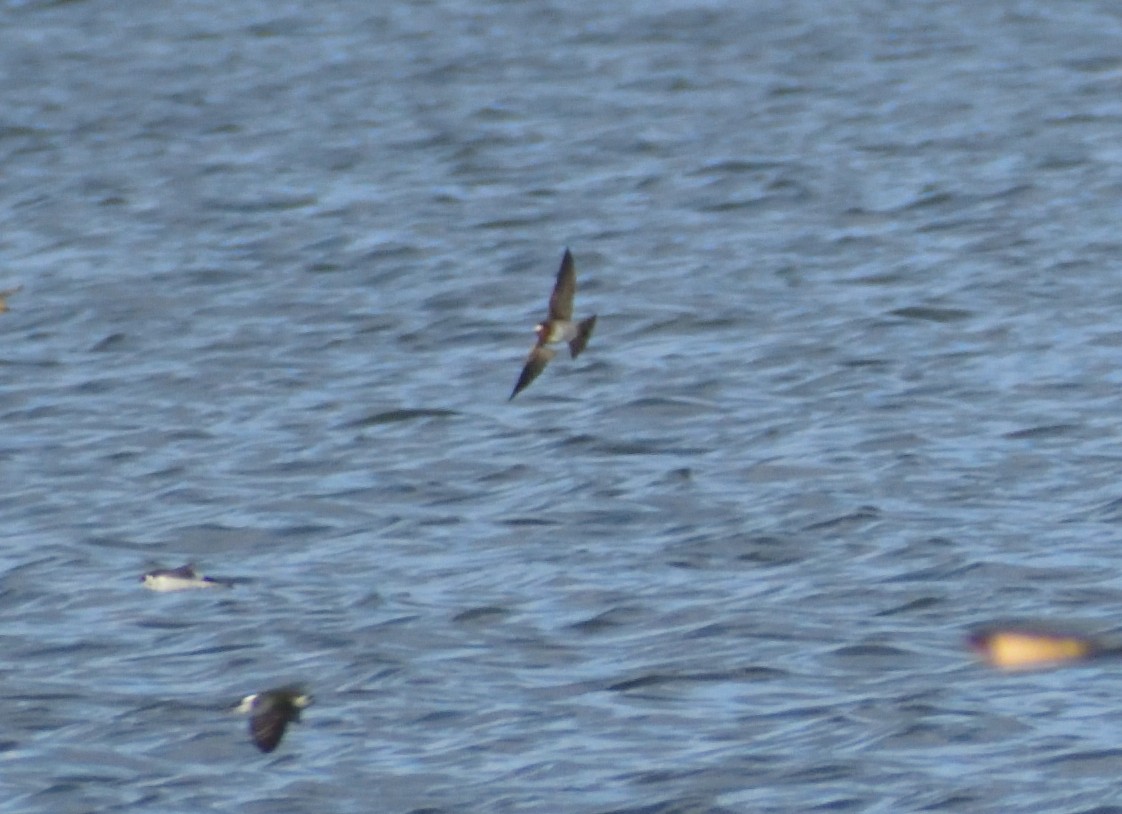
569;315;597;359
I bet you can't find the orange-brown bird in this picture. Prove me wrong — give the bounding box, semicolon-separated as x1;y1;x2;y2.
967;623;1119;670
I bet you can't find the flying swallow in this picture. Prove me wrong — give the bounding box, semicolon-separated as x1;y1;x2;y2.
235;686;312;753
140;564;235;592
0;285;23;313
509;248;597;400
967;623;1121;670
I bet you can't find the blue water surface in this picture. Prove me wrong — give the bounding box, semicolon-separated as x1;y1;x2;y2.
4;1;1122;812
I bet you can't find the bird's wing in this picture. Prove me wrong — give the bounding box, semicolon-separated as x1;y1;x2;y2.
547;249;576;322
510;345;556;400
250;707;289;753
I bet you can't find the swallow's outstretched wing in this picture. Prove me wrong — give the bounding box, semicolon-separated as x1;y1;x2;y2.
510;345;556;400
547;249;576;322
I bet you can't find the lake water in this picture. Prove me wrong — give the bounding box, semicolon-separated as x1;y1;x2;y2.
4;1;1122;812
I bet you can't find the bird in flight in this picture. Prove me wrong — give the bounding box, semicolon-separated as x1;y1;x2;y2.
235;686;312;753
140;564;234;592
967;622;1119;670
509;248;597;400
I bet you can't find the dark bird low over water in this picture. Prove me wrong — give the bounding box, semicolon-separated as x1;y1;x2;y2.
235;686;312;753
509;248;597;400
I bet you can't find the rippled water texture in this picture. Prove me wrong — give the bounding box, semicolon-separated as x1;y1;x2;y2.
5;1;1122;812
